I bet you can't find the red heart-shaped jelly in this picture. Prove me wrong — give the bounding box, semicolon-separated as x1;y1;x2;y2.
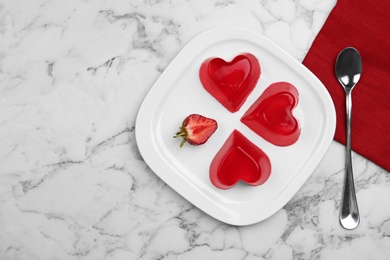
200;53;261;113
210;130;271;190
241;82;300;146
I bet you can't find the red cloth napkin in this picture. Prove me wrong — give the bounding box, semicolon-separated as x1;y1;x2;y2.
303;0;390;172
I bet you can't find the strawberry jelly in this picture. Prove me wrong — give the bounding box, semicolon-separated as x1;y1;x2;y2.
199;53;261;113
210;130;271;190
241;82;300;146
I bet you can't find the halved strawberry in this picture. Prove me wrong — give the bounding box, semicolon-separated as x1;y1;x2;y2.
173;114;218;148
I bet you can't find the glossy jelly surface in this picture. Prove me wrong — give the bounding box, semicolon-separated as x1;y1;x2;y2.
210;130;271;190
199;53;261;113
241;82;300;146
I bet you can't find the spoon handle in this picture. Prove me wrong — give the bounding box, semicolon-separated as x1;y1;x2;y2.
340;89;360;230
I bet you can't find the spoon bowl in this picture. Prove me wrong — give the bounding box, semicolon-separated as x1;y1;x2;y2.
335;47;362;230
336;48;362;91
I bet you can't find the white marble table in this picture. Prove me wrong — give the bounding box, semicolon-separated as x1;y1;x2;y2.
1;0;390;259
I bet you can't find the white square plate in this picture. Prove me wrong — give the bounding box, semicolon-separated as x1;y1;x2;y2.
135;26;336;226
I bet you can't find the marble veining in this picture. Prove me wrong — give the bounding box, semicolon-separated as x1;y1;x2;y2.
1;0;389;259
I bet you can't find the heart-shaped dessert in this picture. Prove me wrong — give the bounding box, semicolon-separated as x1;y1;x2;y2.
199;53;261;113
241;82;300;146
210;130;271;190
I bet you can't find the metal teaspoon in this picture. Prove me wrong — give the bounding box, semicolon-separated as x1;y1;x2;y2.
335;47;362;230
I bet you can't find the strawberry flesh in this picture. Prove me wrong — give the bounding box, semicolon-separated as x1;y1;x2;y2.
174;114;218;147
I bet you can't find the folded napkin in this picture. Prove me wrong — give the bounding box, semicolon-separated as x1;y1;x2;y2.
303;0;390;172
